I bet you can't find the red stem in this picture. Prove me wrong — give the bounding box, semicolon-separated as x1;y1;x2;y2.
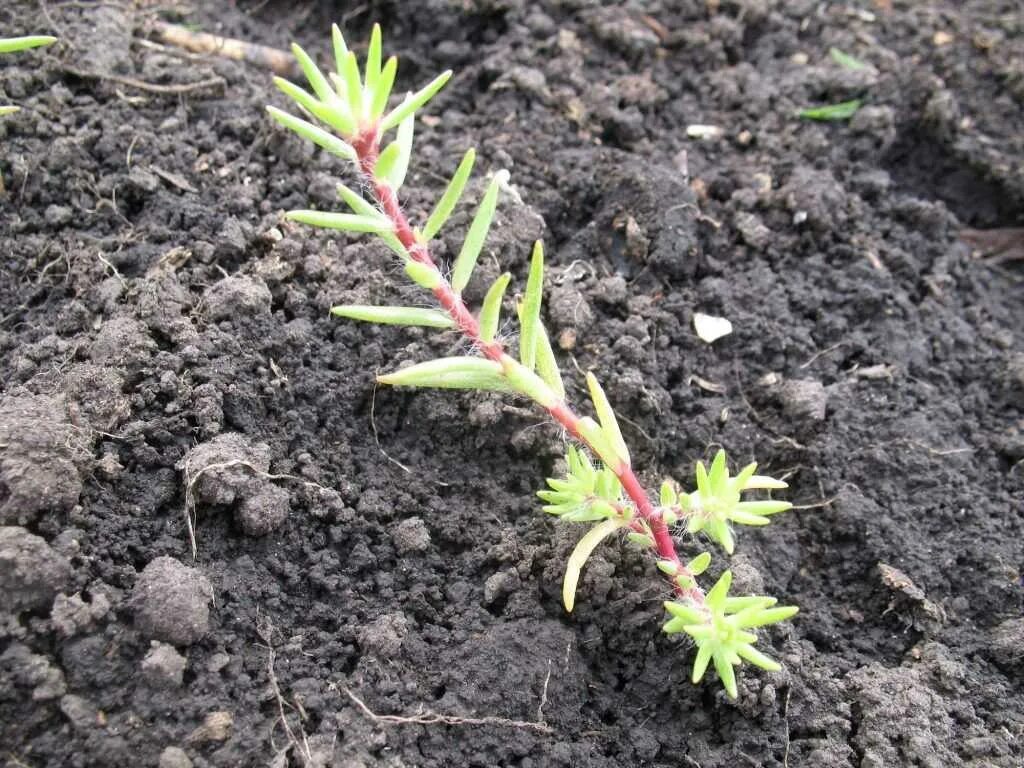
353;128;702;604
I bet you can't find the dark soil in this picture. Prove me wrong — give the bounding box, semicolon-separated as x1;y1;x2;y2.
2;1;1023;766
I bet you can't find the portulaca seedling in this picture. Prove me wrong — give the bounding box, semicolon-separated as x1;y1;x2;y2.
0;36;57;116
267;25;797;699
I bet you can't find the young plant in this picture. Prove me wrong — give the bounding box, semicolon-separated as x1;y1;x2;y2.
0;35;57;116
268;25;797;699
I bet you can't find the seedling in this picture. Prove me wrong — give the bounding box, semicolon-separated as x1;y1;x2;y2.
798;99;862;122
0;35;57;116
268;25;797;698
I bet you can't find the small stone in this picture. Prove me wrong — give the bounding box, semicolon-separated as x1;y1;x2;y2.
131;556;214;646
778;378;828;422
158;747;193;768
185;433;271;507
89;316;156;369
358;613;409;657
735;211;773;250
0;643;66;701
141;642;187;688
187;711;233;744
51;591;111;637
0;527;72;612
595;276;628;307
204;275;272;321
206;652;230;673
483;568;521;606
236;484;289;536
44;205;73;227
392;518;431;554
215;217;249;259
990;618;1024;670
60;694;99;729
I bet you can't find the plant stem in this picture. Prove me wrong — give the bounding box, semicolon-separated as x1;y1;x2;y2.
353;130;703;605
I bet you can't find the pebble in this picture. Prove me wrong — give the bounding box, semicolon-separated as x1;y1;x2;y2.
358;613;408;657
0;526;72;612
483;568;521;606
392;517;431;554
131;556;214;646
158;747;193;768
141;642;187;688
779;378;828;422
204;275;272;321
236;484;289;536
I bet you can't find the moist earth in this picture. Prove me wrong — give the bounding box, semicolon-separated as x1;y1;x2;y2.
1;1;1022;766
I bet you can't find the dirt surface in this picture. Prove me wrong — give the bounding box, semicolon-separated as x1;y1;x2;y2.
2;1;1023;766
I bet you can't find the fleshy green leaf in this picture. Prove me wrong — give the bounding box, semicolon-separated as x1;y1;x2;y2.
692;644;713;684
706;570;732;607
377;357;510;391
504;359;558;408
266;107;356;161
376;112;414;190
390;111;415;190
713;651;738;699
626;531;655;548
340;50;363;120
534;324;564;400
423;148;476;241
660;480;677;507
586;372;629;467
291;43;335;103
708;450;728;496
733;605;799;629
0;36;57;54
829;47;867;70
370;56;398;120
374;141;401;185
330;305;455;328
576;417;619;470
722;596;777;612
519;240;545;371
736;645;781;671
0;106;19;116
736;500;792;516
273;76;356;136
336;184;380;218
363;24;383;100
798;99;862;121
479;272;511;344
405;260;442;289
664;601;705;625
732;461;758;491
331;24;349;76
286;210;391;233
687;552;712;575
563;518;624;612
744;475;788;490
451;170;508;293
380;70;452;132
695;460;711;497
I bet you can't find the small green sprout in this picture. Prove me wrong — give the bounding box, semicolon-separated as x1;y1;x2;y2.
828;47;868;70
268;24;800;700
798;99;863;122
0;35;57;116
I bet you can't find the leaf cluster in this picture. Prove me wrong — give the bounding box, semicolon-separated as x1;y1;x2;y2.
663;449;791;554
538;446;625;523
663;570;797;698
